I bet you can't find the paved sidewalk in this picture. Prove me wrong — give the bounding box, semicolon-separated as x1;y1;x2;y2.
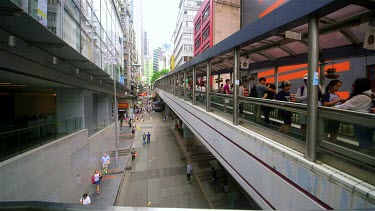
117;112;209;208
90;124;133;206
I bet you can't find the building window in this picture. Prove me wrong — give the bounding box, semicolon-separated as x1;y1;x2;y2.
195;19;201;32
184;10;187;14
202;27;210;41
203;6;210;22
195;38;201;49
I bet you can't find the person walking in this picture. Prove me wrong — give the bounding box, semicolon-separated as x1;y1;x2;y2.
93;170;101;194
335;78;374;150
322;80;346;143
146;132;151;144
80;193;91;205
187;162;193;183
254;77;275;123
101;153;110;174
262;83;276;125
132;126;135;138
129;118;132;128
223;79;231;112
131;148;136;160
142;132;147;146
275;80;293;134
239;82;245;117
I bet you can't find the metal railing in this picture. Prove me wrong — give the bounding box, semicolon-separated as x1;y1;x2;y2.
159;88;375;184
0;117;83;162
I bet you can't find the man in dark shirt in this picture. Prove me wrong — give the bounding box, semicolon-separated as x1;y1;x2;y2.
275;80;292;134
262;83;276;124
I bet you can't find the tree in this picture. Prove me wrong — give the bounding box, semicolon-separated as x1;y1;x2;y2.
151;68;169;84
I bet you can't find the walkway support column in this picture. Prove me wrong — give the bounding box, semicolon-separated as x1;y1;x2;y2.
173;75;176;96
274;66;279;93
319;61;325;91
184;69;187;101
233;47;240;125
306;14;319;162
112;67;119;166
177;72;181;97
206;60;211;112
193;67;196;105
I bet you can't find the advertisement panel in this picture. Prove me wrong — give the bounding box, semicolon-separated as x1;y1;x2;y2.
37;0;48;27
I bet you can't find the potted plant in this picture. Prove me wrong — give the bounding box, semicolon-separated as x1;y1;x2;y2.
325;67;339;79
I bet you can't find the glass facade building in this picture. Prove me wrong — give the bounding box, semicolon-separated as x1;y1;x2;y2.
11;0;124;82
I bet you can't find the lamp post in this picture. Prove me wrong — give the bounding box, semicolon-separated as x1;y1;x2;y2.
113;63;141;166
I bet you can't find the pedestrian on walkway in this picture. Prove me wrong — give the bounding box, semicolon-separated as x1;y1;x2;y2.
101;153;110;174
93;170;101;194
163;115;166;121
79;193;91;205
129;118;132;128
187;162;193;183
131;148;136;160
142;132;147;146
146;132;151;144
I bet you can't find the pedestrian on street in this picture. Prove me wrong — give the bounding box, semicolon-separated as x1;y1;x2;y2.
79;193;91;205
129;118;132;128
146;132;151;144
142;132;147;146
101;153;110;174
187;162;193;183
149;115;153;123
131;148;136;160
132;126;135;137
93;170;101;194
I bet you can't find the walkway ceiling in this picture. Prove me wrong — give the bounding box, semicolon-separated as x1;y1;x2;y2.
0;1;128;96
162;0;375;79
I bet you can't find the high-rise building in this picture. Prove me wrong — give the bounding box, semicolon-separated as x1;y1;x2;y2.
153;47;162;72
172;0;204;68
118;0;139;90
143;56;154;85
132;0;145;78
193;0;240;55
144;31;149;56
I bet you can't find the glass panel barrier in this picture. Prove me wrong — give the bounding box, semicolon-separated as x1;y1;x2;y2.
186;90;193;104
211;93;233;122
195;91;207;110
0;117;83;162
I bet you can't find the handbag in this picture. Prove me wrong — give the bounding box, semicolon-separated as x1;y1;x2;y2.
91;176;95;184
107;160;110;165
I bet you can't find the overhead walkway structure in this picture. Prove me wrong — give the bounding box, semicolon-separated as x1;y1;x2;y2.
155;0;375;210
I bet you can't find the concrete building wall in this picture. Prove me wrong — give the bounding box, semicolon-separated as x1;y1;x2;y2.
213;1;240;45
0;125;116;203
96;94;112;126
157;90;375;210
83;91;95;137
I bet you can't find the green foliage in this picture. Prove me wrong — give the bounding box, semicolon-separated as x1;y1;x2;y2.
150;68;169;84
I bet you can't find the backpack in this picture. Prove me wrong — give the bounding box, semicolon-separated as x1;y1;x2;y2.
300;86;305;96
92;175;95;184
250;85;258;97
361;93;375;108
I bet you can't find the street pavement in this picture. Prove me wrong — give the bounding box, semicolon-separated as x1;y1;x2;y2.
117;112;209;208
89;123;133;206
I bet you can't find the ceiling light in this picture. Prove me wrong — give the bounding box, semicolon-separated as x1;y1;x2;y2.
90;75;93;80
52;57;58;65
100;80;102;84
76;68;79;74
8;35;16;47
0;82;12;85
0;84;27;87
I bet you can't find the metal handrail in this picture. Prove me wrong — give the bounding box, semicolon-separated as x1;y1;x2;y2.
0;118;81;136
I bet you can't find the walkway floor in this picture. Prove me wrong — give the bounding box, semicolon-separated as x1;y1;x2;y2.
117;112;209;208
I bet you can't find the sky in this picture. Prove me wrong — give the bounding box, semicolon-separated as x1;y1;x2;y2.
143;0;179;50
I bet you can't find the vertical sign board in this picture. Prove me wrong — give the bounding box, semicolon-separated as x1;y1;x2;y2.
37;0;48;27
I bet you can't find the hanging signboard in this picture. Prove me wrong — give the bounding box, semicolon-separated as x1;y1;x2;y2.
37;0;48;27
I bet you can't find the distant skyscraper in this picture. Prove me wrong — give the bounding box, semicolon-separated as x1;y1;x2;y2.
153;47;162;72
172;0;203;68
144;31;149;56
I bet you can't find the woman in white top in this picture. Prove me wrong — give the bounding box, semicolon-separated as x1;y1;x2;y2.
80;193;91;205
335;78;374;149
93;170;101;194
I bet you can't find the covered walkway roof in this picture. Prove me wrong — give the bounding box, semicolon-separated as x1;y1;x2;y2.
162;0;375;77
